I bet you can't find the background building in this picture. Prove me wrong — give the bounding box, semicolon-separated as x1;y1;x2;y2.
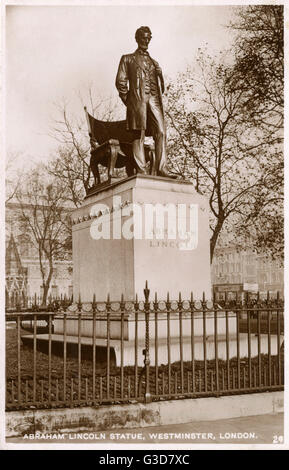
211;245;284;301
6;201;73;305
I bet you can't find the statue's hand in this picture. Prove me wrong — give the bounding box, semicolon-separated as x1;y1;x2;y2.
160;76;165;94
153;62;165;93
120;94;128;106
155;64;162;76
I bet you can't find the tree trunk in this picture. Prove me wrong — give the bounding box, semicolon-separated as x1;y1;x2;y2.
210;220;224;263
42;284;50;307
41;260;53;306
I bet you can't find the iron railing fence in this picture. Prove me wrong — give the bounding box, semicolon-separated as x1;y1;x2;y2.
6;284;284;411
6;292;73;313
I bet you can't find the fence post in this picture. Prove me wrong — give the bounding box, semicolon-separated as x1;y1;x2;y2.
77;294;82;403
143;281;151;403
16;292;21;312
5;289;9;310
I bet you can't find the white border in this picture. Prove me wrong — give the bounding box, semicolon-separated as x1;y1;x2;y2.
1;0;288;451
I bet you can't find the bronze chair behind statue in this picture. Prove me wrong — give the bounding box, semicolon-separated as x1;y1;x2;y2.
84;107;155;185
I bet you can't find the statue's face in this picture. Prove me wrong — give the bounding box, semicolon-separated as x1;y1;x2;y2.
137;31;151;51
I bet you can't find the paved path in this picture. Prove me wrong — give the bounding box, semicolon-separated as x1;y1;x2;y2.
6;413;284;445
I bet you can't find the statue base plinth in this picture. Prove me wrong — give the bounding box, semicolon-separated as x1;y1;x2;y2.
72;174;211;302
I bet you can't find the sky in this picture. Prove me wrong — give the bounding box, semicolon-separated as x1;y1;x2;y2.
5;3;237;166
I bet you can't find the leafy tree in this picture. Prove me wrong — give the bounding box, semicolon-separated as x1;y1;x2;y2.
229;5;283;131
228;5;284;259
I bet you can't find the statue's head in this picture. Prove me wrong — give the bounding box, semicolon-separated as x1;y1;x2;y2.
135;26;152;51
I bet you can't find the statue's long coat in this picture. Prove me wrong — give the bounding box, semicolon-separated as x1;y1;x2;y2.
115;51;165;135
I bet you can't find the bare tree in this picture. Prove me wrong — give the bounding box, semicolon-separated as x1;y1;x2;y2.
6;151;24;203
48;88;123;206
233;148;283;261
16;165;72;305
164;51;282;262
47;146;88;208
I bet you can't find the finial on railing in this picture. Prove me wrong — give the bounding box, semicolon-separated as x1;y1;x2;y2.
202;291;206;308
224;291;228;308
120;293;125;311
178;291;182;310
144;281;150;302
276;291;280;305
92;293;96;313
77;294;82;312
63;294;67;312
154;292;158;311
245;291;249;304
166;291;171;311
134;293;139;311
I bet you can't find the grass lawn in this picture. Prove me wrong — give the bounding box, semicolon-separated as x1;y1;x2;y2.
6;325;284;410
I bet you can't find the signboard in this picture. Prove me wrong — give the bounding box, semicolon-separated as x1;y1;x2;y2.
243;283;258;292
214;284;243;292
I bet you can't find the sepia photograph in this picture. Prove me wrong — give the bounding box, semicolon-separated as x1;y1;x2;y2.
1;0;287;451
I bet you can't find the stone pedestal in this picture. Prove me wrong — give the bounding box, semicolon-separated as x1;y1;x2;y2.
71;175;212;302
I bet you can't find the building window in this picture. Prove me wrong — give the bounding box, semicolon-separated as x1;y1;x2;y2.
51;285;59;298
68;285;73;299
246;265;256;275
